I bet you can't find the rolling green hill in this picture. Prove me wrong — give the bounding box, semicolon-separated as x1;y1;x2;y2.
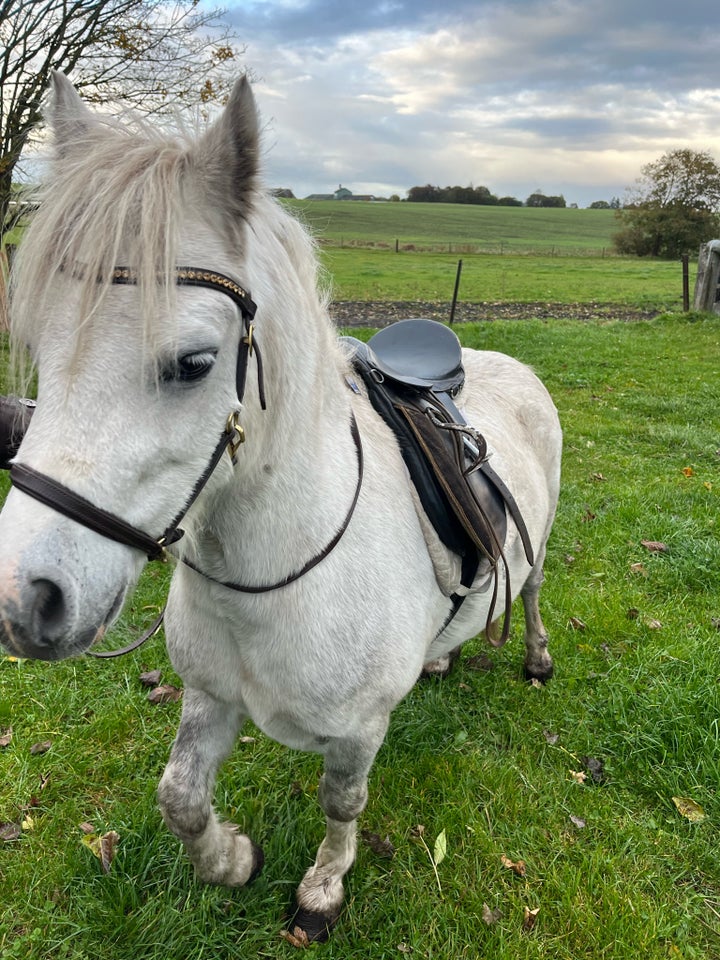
284;199;619;254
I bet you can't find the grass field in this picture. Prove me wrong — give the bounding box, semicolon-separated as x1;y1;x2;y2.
286;200;619;255
321;248;689;310
0;312;718;959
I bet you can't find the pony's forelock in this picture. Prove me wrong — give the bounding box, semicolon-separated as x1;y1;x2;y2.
9;112;196;380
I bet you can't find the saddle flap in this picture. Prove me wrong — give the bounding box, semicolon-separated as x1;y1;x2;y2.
366;319;464;393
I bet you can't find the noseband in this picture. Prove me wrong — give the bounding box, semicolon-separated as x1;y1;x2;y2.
9;266;364;655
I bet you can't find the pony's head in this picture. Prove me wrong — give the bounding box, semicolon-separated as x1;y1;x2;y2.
0;72;268;659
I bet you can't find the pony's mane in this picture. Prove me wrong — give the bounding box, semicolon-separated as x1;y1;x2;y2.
10;111;196;365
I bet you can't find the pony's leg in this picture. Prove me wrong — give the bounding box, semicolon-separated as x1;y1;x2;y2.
421;644;462;678
290;719;389;941
157;688;264;886
521;545;554;682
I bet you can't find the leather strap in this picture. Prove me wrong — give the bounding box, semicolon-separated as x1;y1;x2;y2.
182;413;364;593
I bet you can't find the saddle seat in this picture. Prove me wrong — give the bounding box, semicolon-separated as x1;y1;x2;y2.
361;317;464;394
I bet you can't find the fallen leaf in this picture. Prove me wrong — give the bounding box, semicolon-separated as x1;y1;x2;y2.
21;814;35;831
582;757;605;783
481;903;502;925
641;540;668;553
82;830;120;873
0;727;12;748
530;678;543;689
239;735;257;744
569;815;586;829
568;616;587;631
465;652;494;672
543;730;559;745
569;770;588;784
581;509;596;523
397;943;413;954
279;926;311;948
433;829;447;866
411;824;425;837
672;796;705;823
522;906;540;932
591;472;607;482
647;619;663;630
682;466;694;477
138;669;162;687
147;684;182;704
0;822;21;841
30;740;52;755
500;855;527;877
704;481;713;491
630;562;648;576
360;830;396;859
79;822;96;835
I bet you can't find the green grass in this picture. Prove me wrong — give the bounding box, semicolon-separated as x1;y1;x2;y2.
287;200;619;254
321;248;689;309
1;314;719;959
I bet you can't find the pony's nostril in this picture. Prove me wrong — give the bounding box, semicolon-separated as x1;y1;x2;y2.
30;577;67;638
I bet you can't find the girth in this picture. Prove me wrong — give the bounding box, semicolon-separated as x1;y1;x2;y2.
343;319;534;645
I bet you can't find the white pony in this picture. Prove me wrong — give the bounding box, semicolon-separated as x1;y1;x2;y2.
0;74;561;941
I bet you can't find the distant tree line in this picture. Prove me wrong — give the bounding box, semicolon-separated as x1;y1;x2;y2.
406;184;523;206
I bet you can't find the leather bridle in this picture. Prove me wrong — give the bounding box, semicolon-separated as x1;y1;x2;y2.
9;266;364;656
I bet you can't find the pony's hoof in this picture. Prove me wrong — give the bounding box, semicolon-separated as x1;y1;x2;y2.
247;841;265;884
524;661;554;684
286;903;340;942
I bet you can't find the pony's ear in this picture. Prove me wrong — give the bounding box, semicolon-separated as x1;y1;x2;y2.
189;75;260;221
49;71;97;154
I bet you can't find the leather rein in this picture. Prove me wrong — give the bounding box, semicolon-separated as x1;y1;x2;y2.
10;266;364;657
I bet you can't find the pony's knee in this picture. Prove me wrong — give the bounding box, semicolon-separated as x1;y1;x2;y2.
318;773;368;822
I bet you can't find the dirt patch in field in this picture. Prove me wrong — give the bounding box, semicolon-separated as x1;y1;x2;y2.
330;300;659;327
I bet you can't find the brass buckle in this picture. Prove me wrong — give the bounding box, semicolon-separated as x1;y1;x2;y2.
243;323;254;356
226;411;245;460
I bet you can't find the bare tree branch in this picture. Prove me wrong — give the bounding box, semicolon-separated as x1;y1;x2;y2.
0;0;247;239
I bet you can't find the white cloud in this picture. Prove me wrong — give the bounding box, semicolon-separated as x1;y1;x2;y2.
224;0;720;204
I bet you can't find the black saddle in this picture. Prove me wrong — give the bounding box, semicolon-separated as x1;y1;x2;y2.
343;318;533;643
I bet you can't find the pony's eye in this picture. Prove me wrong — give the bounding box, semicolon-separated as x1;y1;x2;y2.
161;350;217;384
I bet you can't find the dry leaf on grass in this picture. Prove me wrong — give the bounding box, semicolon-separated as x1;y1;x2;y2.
500;855;526;877
279;926;311;948
630;562;648;576
582;756;605;783
568;616;587;631
147;684;182;704
672;796;705;823
0;727;12;748
522;906;540;932
569;815;586;829
569;770;587;784
138;669;162;687
360;830;396;859
543;729;559;745
0;822;21;841
82;830;120;873
641;540;668;553
481;903;502;925
30;740;52;755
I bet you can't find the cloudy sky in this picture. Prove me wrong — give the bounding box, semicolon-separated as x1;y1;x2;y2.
217;0;720;207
